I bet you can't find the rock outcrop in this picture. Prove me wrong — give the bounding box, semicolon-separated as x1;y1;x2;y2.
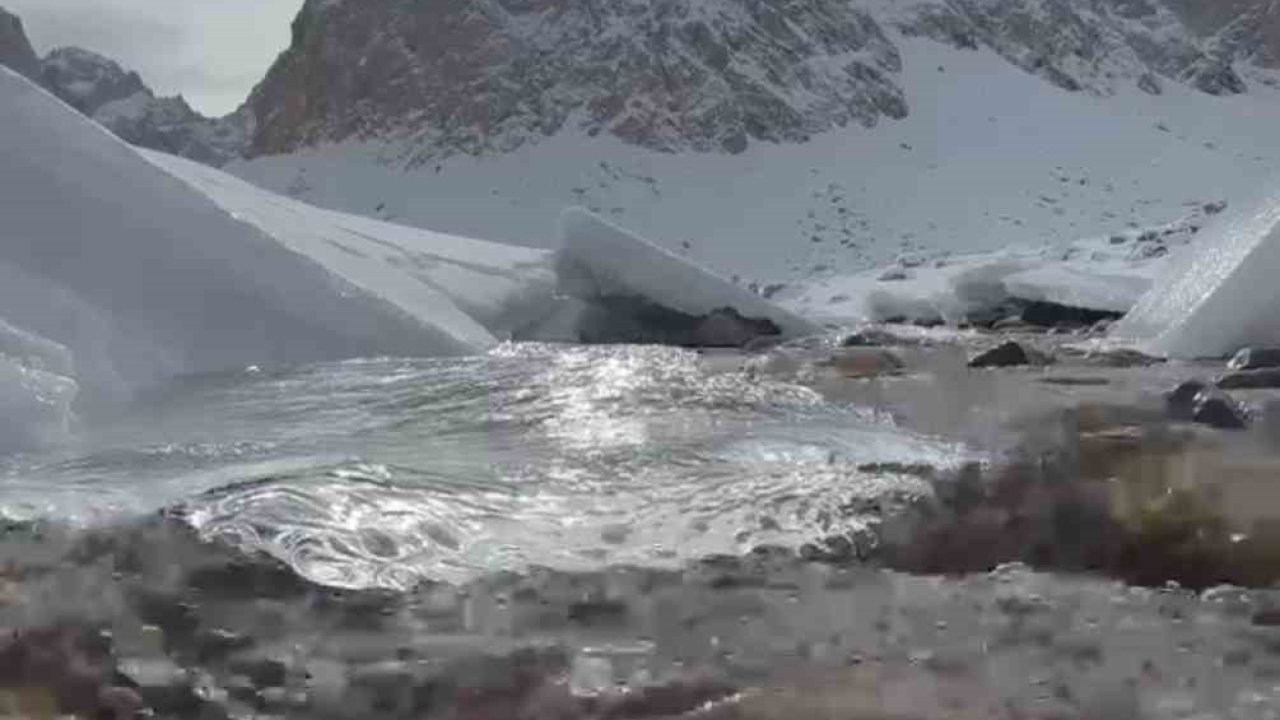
245;0;909;162
0;6;37;80
39;47;246;166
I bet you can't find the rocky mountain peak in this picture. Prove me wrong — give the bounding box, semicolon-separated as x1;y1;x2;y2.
243;0;1279;165
40;46;151;115
0;8;246;166
246;0;910;162
0;5;38;80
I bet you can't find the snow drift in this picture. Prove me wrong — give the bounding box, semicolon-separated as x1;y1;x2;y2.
0;66;547;448
1113;191;1280;358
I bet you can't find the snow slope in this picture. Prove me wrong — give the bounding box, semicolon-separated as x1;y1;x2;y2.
1113;188;1280;358
0;65;525;429
228;34;1280;286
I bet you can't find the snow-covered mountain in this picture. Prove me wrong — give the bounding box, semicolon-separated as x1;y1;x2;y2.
0;8;246;165
223;0;1280;285
242;0;1266;161
37;46;247;166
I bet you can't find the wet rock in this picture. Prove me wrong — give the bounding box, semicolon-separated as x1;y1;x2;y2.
1193;391;1248;430
1217;368;1280;389
1165;379;1209;421
1019;301;1122;329
692;308;781;348
1228;346;1280;371
969;341;1030;368
1164;380;1248;429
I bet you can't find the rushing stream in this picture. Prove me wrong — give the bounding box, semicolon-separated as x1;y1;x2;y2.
6;335;1280;719
0;342;970;589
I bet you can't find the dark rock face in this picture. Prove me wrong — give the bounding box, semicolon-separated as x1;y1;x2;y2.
245;0;908;162
0;6;38;80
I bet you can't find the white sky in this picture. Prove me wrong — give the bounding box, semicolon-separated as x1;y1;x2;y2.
5;0;299;115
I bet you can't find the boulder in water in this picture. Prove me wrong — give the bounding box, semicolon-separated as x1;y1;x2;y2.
1194;393;1249;430
1165;379;1210;421
1165;379;1247;429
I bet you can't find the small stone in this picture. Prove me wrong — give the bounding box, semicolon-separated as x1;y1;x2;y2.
969;341;1029;368
1217;369;1280;389
878;267;910;282
1228;347;1280;371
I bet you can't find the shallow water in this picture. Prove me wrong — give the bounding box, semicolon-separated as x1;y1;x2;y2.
0;342;972;589
8;336;1280;718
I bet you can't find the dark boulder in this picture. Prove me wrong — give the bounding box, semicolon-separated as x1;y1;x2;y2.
1166;379;1247;429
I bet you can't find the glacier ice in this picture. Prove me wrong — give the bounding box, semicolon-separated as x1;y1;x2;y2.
1112;191;1280;358
0;65;539;444
555;208;820;341
143;149;557;345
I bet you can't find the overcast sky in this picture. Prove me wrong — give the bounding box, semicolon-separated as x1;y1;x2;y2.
5;0;299;115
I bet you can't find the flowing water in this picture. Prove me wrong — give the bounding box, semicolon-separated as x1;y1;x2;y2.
0;342;970;589
7;337;1280;719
